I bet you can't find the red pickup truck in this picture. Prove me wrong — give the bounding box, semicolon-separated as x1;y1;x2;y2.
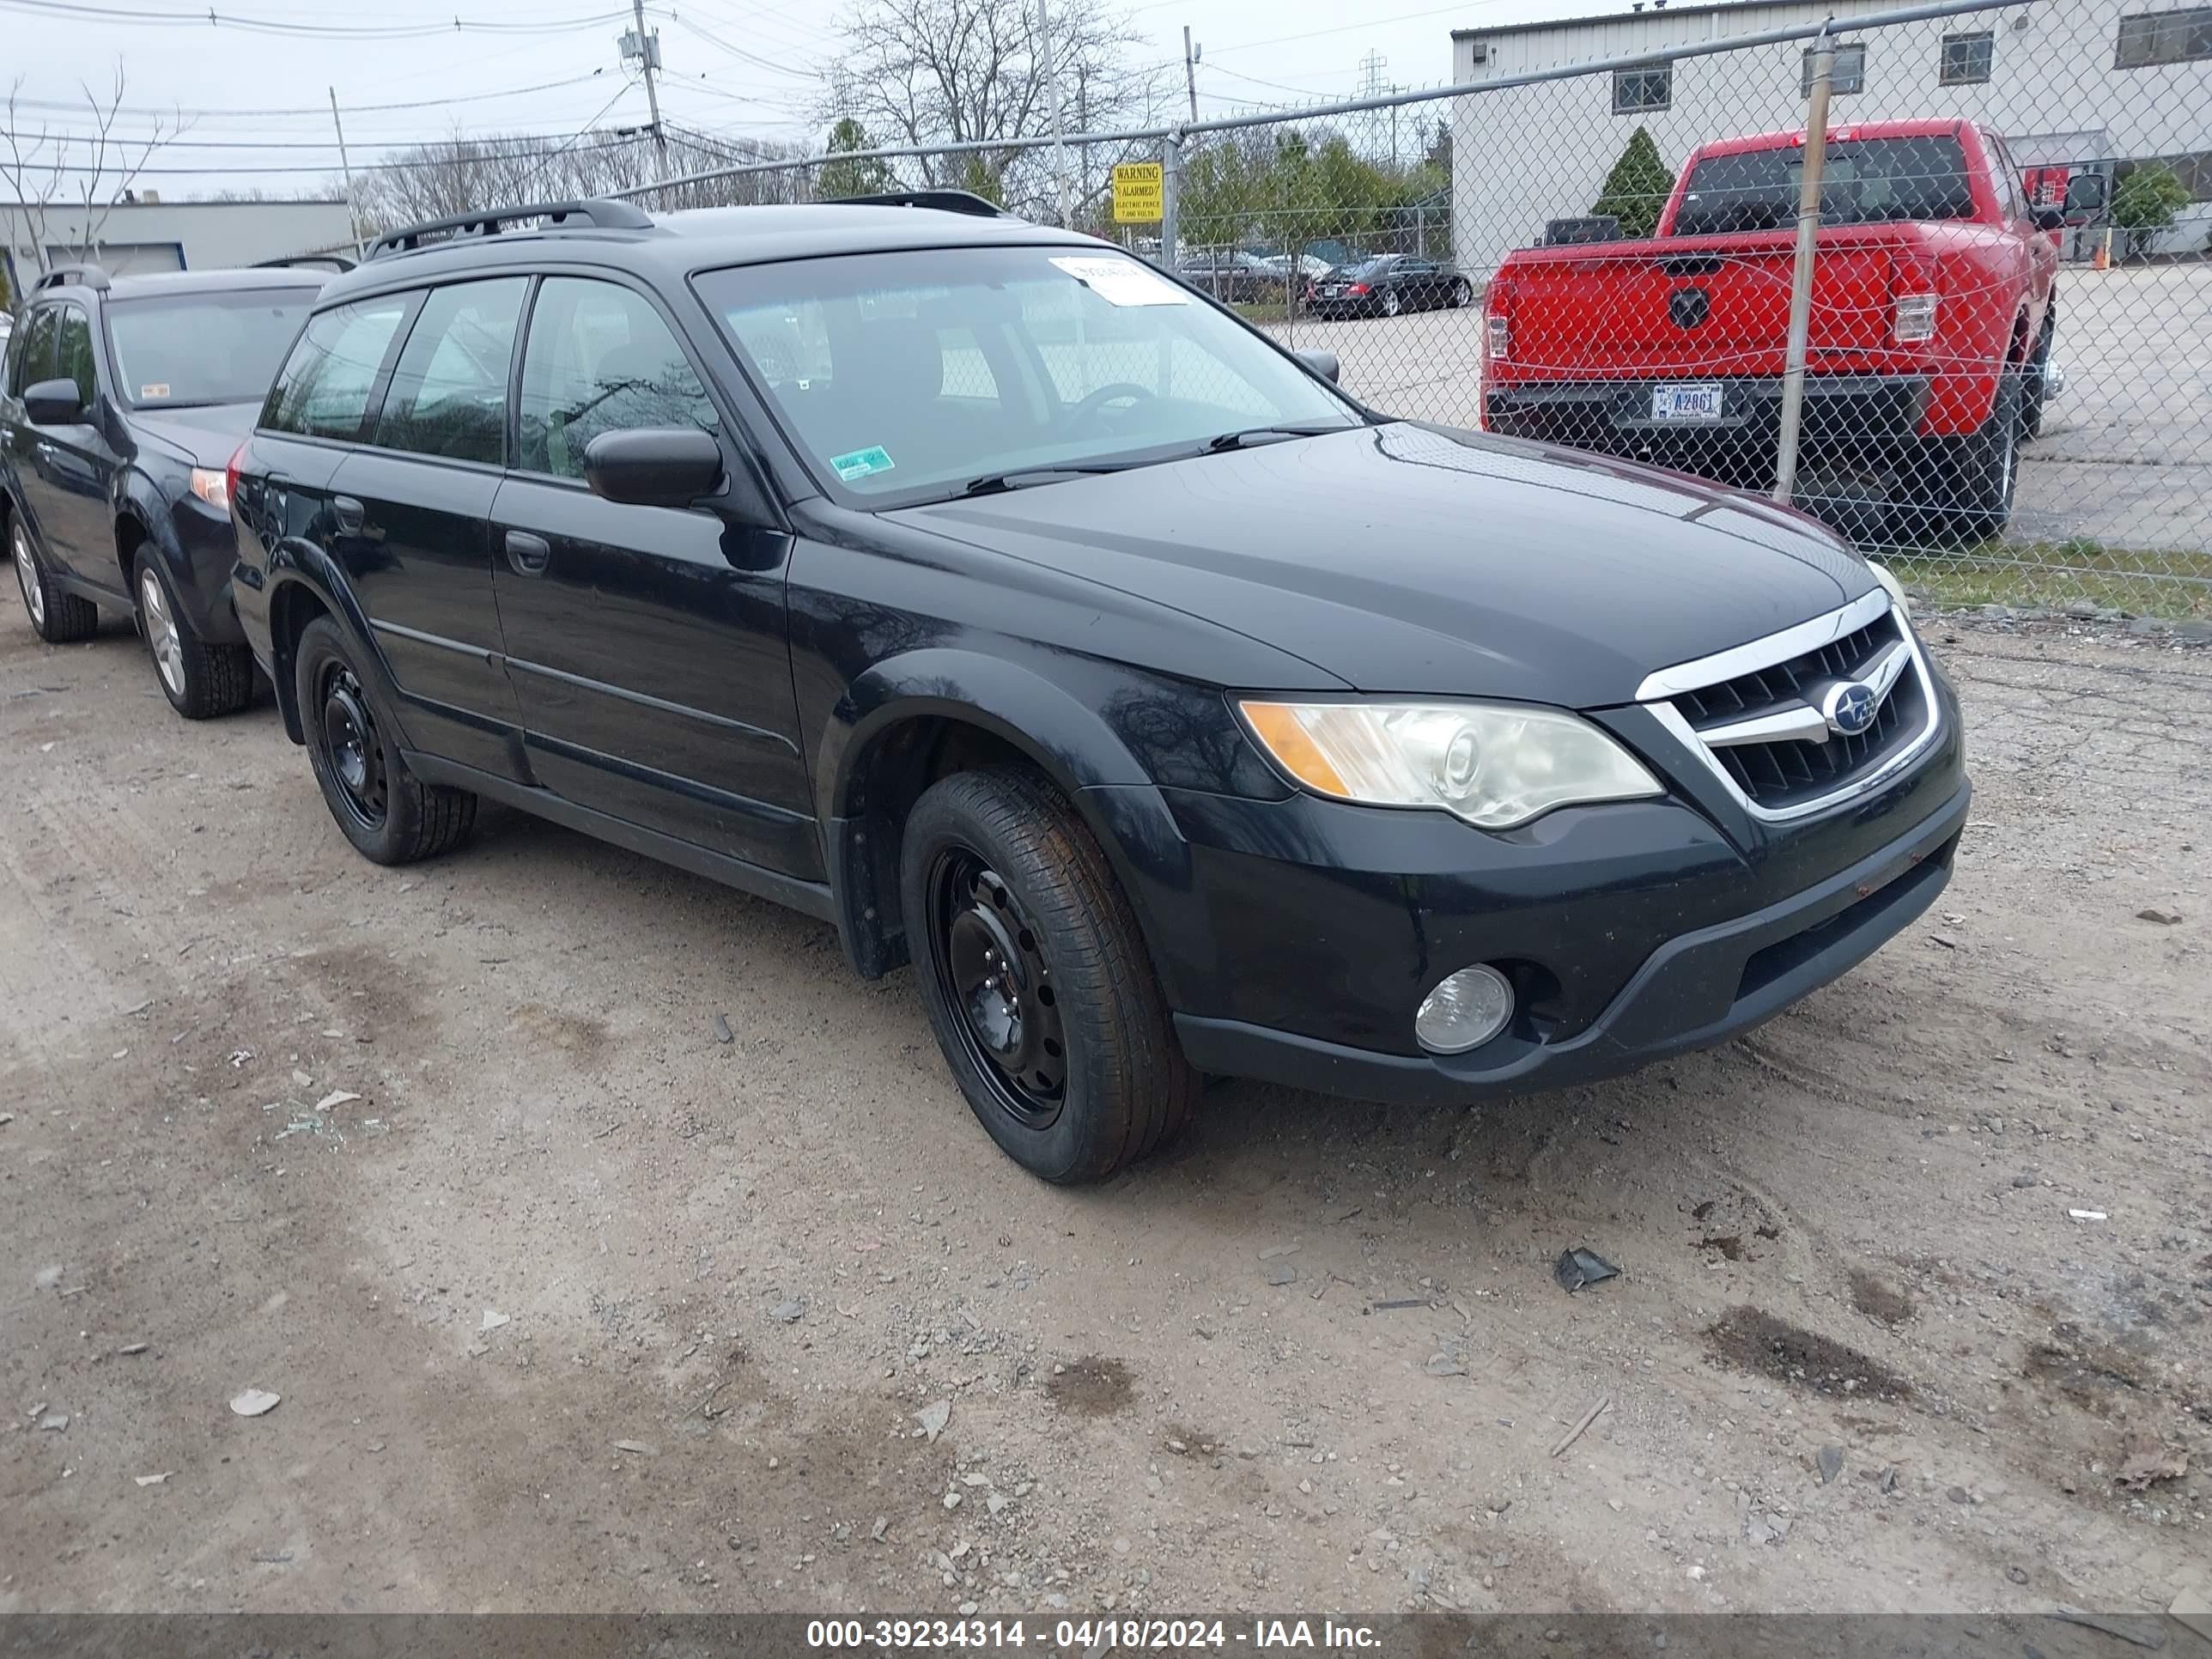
1480;119;2089;538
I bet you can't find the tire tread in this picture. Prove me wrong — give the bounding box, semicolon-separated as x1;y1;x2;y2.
904;767;1196;1183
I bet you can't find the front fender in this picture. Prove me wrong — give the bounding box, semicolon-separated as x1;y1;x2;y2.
820;648;1212;1006
115;472;244;642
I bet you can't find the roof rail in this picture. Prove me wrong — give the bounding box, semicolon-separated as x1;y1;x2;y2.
34;263;111;292
253;254;357;274
366;198;653;261
832;190;1011;219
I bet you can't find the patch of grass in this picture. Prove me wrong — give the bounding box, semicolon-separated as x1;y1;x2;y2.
1879;536;2212;618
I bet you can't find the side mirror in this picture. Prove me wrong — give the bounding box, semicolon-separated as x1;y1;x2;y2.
582;428;724;508
1297;349;1341;385
23;377;84;425
2063;173;2106;215
2033;205;2067;233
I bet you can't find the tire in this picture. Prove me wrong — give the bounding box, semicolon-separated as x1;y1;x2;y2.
1381;289;1403;319
899;766;1198;1185
1452;278;1474;308
294;615;477;865
2021;304;2057;441
11;514;100;643
1906;370;2022;546
136;556;253;719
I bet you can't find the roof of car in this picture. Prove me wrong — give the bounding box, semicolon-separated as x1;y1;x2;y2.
35;267;331;301
317;199;1100;304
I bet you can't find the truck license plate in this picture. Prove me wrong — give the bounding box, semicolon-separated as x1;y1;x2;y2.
1653;384;1724;422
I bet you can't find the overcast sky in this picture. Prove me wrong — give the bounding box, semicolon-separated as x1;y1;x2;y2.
0;0;1617;199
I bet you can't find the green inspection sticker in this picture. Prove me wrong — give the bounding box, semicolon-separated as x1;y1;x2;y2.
830;446;896;482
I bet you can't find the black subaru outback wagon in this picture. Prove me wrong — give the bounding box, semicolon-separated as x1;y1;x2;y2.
228;193;1968;1183
4;263;325;714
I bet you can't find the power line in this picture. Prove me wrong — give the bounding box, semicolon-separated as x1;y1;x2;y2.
1200;0;1521;62
519;77;641;194
671;0;825;54
0;0;636;35
663;13;814;81
1;131;662;175
2;70;611;118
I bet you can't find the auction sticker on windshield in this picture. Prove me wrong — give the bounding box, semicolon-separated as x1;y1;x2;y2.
1049;256;1188;307
830;446;896;482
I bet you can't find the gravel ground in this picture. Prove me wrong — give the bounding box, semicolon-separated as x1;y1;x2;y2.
2;608;2207;1618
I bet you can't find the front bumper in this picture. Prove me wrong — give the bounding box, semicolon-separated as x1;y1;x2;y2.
1126;671;1967;1106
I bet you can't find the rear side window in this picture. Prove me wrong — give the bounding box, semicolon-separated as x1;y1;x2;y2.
373;277;527;466
56;304;97;404
517;277;718;480
1674;136;1974;234
263;296;412;441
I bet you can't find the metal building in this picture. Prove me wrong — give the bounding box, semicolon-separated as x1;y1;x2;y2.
1449;0;2212;274
3;197;357;296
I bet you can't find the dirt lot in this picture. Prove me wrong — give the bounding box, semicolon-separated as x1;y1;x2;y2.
3;609;2207;1619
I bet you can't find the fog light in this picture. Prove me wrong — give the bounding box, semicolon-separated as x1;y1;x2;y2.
1415;964;1515;1054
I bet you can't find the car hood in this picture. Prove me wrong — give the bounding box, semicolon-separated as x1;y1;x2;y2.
890;422;1875;708
131;402;258;468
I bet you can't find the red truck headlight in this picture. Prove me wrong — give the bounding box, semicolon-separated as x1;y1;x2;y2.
1486;313;1510;361
1893;293;1939;343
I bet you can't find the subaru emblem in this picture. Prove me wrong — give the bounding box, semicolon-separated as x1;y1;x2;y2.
1820;679;1880;737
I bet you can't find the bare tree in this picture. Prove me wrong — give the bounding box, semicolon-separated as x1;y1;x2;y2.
354;125;817;234
2;67;185;276
817;0;1141;211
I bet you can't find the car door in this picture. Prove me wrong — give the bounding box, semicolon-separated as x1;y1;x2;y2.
3;305;63;561
16;302;123;592
488;272;814;878
325;276;532;781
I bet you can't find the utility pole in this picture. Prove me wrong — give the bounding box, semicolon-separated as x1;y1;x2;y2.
1774;26;1835;509
1036;0;1073;228
1182;26;1200;125
625;0;670;180
328;88;363;259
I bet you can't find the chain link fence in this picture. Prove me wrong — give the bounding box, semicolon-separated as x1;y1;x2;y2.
618;0;2210;616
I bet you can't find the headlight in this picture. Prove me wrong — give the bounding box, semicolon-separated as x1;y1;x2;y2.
1238;698;1662;830
190;468;230;513
1866;560;1911;617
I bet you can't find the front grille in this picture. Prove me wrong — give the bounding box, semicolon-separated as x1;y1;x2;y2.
1671;609;1929;811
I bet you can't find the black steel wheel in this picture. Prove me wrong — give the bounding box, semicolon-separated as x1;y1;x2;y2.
293;615;477;866
317;661;388;833
928;850;1067;1128
899;766;1198;1184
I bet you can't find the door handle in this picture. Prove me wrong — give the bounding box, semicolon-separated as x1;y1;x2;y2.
331;495;365;533
504;529;551;575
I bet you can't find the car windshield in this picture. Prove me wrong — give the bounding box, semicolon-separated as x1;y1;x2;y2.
106;289;316;408
1673;136;1975;235
696;245;1358;505
1343;257;1395;278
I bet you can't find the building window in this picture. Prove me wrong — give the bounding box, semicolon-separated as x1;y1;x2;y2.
1802;40;1867;94
1940;30;1995;83
2115;6;2212;65
1613;64;1672;113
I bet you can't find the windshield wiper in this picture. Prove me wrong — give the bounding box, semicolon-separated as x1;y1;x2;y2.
955;463;1140;498
1201;422;1347;453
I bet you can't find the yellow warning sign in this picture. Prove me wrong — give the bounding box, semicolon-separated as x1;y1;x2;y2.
1112;162;1164;224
